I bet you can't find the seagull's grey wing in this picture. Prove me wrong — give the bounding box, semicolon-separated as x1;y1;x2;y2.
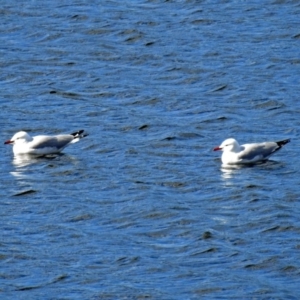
31;135;74;150
238;142;279;161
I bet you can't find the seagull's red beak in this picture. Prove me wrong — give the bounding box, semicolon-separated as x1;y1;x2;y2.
213;146;222;151
4;140;13;145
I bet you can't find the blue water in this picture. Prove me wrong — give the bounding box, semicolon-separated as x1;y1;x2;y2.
1;1;300;299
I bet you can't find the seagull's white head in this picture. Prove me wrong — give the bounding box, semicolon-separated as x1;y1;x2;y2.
214;138;240;153
4;131;33;145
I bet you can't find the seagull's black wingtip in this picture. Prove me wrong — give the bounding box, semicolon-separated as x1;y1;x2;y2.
70;130;88;138
276;139;290;147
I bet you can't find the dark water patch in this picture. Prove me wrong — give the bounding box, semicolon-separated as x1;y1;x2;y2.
49;90;83;100
68;214;94;223
244;257;279;270
210;85;228;92
138;124;149;130
190;247;218;257
161;181;185;188
115;256;140;266
162;136;176;141
177;132;202;139
280;265;299;273
200;247;217;254
252;99;286;110
194;287;223;296
145;41;155;46
262;225;299;233
202;231;212;239
16;285;41;291
245;184;259;188
13;189;37;197
15;273;68;291
199;116;228;124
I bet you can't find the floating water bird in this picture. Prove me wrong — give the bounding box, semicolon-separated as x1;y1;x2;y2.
4;130;87;155
213;138;290;165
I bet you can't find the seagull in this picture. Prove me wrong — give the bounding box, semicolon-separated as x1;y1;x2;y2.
4;130;87;155
213;138;290;165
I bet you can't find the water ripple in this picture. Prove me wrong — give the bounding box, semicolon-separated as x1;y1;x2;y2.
1;0;300;299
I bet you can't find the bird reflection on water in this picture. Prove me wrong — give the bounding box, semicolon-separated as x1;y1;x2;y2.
10;153;80;196
220;160;282;182
219;164;246;181
10;154;60;186
12;153;60;168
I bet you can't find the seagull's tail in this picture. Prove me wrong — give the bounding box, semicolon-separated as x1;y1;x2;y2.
276;139;290;147
70;130;88;143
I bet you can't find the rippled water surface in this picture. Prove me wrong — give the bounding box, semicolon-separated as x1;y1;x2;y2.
1;1;300;299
